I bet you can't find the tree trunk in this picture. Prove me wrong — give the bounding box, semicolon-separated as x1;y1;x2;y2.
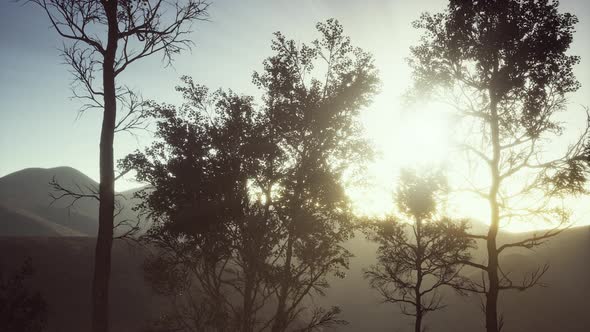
271;235;293;332
242;275;253;332
272;170;305;332
92;3;118;332
485;91;501;332
414;217;423;332
242;234;255;332
485;217;500;332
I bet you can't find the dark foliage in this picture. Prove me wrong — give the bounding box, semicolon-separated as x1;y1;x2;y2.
365;169;473;332
408;1;590;331
0;258;47;332
122;19;379;332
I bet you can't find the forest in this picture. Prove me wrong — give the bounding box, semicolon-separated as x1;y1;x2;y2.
1;1;589;332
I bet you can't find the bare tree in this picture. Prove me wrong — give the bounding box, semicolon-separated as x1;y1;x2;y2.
364;169;473;332
26;1;210;331
408;1;590;331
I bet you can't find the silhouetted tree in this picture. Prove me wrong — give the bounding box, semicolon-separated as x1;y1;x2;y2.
0;258;47;332
364;169;473;332
26;1;209;331
408;1;590;331
127;83;276;332
123;19;379;332
253;19;378;332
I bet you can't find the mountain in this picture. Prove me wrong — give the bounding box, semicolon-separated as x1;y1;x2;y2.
0;203;86;236
0;167;142;236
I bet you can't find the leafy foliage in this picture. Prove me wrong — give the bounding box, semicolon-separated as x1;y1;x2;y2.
365;170;473;332
408;1;590;331
123;19;379;332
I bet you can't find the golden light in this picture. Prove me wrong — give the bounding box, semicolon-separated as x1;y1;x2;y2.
347;103;454;218
390;107;452;168
349;100;590;233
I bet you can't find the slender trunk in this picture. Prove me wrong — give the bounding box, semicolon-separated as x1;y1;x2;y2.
242;228;255;332
414;217;423;332
271;235;294;332
272;163;305;332
242;269;253;332
486;91;501;332
415;308;422;332
92;3;118;332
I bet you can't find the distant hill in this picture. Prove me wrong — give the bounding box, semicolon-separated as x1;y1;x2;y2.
0;167;143;236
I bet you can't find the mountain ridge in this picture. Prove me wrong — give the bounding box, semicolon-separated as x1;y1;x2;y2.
0;166;142;236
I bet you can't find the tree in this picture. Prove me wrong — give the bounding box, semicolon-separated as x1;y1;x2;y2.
127;82;277;332
123;19;379;332
27;1;210;331
364;169;473;332
253;19;379;332
0;258;47;332
408;1;590;331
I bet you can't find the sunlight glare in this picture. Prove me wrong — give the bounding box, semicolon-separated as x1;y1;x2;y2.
348;102;453;218
391;106;452;167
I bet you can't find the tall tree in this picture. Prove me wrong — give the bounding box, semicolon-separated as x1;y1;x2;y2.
252;19;379;332
126;81;277;332
124;19;379;332
408;1;590;331
27;1;209;331
364;169;473;332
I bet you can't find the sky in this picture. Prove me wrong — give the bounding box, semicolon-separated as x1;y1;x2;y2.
1;0;590;231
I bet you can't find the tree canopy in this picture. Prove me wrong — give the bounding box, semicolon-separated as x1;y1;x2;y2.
408;1;590;331
123;19;379;332
365;169;473;332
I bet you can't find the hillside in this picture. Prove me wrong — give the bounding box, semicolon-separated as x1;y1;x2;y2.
0;237;160;332
0;226;587;331
322;226;590;332
0;203;85;236
0;167;142;237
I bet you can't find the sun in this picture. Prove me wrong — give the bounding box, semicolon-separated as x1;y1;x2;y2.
347;103;454;217
349;100;589;233
390;107;452;167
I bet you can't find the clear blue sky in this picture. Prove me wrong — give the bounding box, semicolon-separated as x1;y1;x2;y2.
1;0;589;195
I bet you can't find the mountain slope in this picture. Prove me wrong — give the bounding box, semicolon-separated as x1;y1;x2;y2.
0;227;586;331
0;167;99;214
0;237;159;332
322;226;590;332
0;203;85;236
0;167;142;236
